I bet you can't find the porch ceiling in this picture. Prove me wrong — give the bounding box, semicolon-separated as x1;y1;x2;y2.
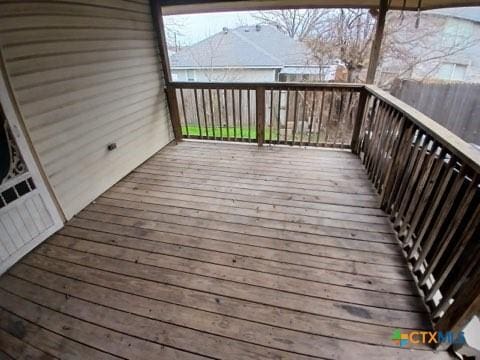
162;0;480;15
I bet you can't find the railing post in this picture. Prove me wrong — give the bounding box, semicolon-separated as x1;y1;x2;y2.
165;86;183;142
351;88;368;154
435;269;480;336
256;86;265;146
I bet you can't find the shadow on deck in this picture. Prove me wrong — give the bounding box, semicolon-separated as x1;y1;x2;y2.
0;141;452;359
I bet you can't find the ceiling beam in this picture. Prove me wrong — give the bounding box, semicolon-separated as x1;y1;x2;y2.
161;0;480;16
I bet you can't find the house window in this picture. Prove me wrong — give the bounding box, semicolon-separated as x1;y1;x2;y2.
186;69;195;82
437;63;468;81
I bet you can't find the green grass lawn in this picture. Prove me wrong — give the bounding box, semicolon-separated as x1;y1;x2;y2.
182;125;278;140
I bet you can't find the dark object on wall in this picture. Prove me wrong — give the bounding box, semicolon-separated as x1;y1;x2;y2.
391;79;480;145
0;112;9;182
0;106;27;185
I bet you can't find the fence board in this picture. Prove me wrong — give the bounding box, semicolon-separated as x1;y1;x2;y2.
391;79;480;145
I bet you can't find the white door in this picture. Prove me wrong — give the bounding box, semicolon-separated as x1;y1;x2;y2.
0;78;63;275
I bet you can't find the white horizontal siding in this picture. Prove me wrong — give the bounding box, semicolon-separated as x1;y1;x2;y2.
0;0;173;219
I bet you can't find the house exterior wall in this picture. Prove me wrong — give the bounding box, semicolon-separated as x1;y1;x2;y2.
0;0;173;220
411;17;480;82
172;68;277;82
378;13;480;86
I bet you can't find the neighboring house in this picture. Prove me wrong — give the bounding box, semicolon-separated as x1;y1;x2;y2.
379;7;480;84
170;25;337;82
426;7;480;82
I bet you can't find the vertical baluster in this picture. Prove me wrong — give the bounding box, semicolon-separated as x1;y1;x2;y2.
324;90;335;146
284;91;290;144
201;88;209;139
179;88;188;137
405;156;447;250
412;162;463;272
377;110;402;186
299;91;307;146
194;88;202;138
307;91;317;145
269;89;274;144
224;88;230;141
333;90;345;147
383;123;415;211
316;90;325;147
407;153;454;259
364;101;385;172
209;89;215;139
371;106;395;185
419;173;477;288
380;117;408;209
216;88;223;141
393;135;432;229
232;89;237;140
399;144;443;238
291;90;299;145
361;97;377;159
389;128;423;220
276;90;281;144
341;91;353;149
239;89;243;140
247;89;252;142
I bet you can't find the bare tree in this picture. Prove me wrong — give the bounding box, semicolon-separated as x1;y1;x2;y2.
164;16;187;51
252;9;328;41
259;8;479;85
305;9;376;82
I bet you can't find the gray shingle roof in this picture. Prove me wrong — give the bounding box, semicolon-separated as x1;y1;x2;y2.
170;25;314;68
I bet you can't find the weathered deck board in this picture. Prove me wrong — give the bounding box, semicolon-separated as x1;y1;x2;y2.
0;141;451;359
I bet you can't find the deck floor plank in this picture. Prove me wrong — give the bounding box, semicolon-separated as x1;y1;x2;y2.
0;142;451;359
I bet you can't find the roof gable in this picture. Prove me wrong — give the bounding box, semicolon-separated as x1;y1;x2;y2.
170;25;314;68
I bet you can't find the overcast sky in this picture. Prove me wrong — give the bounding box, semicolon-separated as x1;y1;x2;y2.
164;7;480;46
165;11;258;45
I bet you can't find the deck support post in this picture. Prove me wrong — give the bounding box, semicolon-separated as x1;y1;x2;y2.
366;0;388;84
351;88;368;154
149;0;183;142
256;87;265;146
166;86;183;142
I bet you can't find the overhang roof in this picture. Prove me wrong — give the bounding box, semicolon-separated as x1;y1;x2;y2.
162;0;480;15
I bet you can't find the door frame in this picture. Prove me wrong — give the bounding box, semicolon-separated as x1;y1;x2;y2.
0;48;64;273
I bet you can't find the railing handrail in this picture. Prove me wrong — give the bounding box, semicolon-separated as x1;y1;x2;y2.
365;84;480;174
168;82;480;172
360;84;480;337
169;81;364;91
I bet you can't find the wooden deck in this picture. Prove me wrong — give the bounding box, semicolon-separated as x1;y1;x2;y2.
0;141;452;359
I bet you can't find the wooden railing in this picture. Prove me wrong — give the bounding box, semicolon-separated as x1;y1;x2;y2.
168;82;363;147
166;81;480;336
357;85;480;336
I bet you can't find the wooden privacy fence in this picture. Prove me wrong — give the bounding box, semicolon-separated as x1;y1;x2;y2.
168;82;363;147
391;79;480;145
166;81;480;336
